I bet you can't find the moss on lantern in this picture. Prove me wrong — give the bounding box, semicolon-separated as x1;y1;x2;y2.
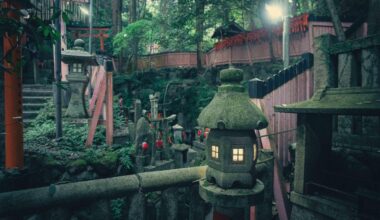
198;67;268;130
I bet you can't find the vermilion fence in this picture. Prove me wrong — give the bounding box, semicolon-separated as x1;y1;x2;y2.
138;52;200;70
137;20;358;70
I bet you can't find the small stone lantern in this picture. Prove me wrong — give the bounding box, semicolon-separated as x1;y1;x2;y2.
61;39;98;118
198;67;268;217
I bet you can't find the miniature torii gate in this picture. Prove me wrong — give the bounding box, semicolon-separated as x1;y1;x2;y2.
68;26;110;52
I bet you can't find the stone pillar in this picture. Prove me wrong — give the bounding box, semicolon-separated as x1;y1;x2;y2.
337;51;361;135
172;144;189;168
189;184;206;220
255;149;274;220
128;192;146;220
294;114;332;194
65;74;88;118
43;207;71;220
134;99;141;123
313;34;337;91
361;47;380;136
159;188;178;220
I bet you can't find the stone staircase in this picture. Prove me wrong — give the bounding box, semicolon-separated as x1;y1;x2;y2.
22;84;53;126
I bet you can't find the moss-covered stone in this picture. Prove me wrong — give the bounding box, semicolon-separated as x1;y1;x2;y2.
220;68;243;83
43;155;62;167
198;67;268;130
67;159;88;174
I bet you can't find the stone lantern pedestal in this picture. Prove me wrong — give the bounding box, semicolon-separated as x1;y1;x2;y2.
199;179;264;218
65;73;88;118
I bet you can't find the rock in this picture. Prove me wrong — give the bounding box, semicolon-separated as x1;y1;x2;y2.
76;171;96;181
67;159;88;175
74;200;111;220
92;151;118;177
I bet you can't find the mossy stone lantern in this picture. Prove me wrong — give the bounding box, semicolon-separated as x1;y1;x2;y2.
61;39;98;118
198;67;267;216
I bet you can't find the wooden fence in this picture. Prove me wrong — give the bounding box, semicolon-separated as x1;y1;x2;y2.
137;52;200;70
136;20;361;70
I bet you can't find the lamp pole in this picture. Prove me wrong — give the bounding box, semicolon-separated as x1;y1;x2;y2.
89;0;93;53
54;0;63;139
282;0;290;69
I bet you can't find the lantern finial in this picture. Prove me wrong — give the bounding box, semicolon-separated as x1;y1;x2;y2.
73;39;85;50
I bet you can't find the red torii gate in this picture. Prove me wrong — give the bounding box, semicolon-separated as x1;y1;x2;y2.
2;0;27;169
67;26;111;52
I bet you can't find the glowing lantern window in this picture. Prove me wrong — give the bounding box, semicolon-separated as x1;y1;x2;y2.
73;63;82;73
253;144;258;162
232;148;244;162
211;145;219;159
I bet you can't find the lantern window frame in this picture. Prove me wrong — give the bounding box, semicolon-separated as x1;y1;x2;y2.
211;145;219;160
232;147;245;163
72;63;83;73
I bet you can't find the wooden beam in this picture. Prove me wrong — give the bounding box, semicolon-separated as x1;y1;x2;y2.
85;76;106;147
88;67;105;113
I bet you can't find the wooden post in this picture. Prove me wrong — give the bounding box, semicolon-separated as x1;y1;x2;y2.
105;61;113;145
86;76;106;147
3;0;24;169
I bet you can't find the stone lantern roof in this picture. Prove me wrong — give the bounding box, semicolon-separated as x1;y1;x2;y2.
197;67;268;130
61;39;98;65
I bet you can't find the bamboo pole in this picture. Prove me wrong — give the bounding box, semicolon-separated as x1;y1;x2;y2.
0;166;207;217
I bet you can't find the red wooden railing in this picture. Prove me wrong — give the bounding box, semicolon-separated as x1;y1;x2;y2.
251;68;313;220
86;61;113;147
137;52;200;70
136;20;358;70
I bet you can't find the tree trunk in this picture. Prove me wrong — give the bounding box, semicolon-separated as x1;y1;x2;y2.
325;0;345;41
112;0;122;35
368;0;380;35
195;0;205;72
221;0;230;25
129;0;138;72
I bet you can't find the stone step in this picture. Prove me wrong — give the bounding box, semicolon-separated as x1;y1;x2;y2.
23;111;40;119
23;119;34;127
23;103;45;111
22;96;51;104
22;89;53;97
22;84;53;90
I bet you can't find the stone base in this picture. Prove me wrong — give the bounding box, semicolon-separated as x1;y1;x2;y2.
206;166;254;188
199;179;264;208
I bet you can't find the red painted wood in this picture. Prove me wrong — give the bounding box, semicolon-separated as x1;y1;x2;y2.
252;68;314;220
86;77;106;147
213;211;232;220
89;67;105;114
3;0;24;169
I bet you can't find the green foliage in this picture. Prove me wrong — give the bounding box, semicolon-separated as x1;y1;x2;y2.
25;96;125;148
113;19;154;55
110;198;126;220
118;146;135;170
